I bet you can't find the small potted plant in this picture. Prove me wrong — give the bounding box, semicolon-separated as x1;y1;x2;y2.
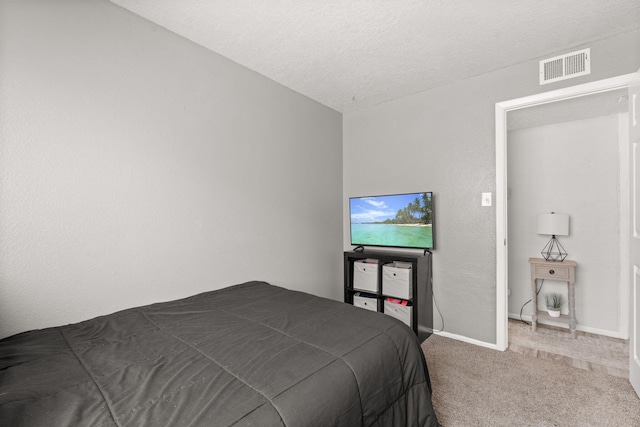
545;292;564;317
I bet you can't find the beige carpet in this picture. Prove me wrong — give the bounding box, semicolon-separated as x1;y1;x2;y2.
422;334;640;427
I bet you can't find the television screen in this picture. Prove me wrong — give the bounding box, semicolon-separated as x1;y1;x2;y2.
349;192;434;250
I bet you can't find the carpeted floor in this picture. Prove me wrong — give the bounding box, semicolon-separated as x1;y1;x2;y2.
421;334;640;427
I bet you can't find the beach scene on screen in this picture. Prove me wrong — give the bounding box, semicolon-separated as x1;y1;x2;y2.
350;193;433;248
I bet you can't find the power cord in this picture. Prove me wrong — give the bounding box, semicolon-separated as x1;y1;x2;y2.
431;288;444;332
427;252;444;333
519;279;544;325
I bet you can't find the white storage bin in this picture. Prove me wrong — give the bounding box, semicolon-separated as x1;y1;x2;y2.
353;260;378;292
384;299;412;327
382;263;412;299
353;293;377;312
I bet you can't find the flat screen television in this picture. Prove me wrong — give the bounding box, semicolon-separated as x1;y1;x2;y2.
349;192;434;250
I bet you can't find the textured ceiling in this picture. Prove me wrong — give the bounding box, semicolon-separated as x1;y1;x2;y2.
109;0;640;113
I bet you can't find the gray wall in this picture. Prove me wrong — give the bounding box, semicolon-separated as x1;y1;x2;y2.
508;114;625;336
0;1;343;339
343;30;640;345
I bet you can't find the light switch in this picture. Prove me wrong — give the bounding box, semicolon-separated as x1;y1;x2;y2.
482;192;492;207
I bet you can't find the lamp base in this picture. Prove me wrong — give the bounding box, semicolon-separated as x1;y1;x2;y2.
541;235;567;262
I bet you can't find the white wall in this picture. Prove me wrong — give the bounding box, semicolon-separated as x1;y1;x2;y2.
0;1;343;339
507;114;625;336
344;30;640;345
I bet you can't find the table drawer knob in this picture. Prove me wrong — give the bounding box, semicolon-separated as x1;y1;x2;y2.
549;269;555;275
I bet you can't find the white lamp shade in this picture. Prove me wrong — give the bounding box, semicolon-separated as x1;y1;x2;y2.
537;213;569;236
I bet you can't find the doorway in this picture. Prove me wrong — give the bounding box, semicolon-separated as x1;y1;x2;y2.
507;92;628;337
495;73;638;351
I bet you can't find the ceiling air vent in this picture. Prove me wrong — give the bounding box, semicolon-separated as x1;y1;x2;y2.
539;48;590;85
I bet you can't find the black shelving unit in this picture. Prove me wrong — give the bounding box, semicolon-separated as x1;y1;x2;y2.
344;250;433;342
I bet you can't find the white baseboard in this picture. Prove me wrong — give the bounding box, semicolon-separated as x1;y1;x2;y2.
432;330;502;351
507;313;625;339
430;314;627;351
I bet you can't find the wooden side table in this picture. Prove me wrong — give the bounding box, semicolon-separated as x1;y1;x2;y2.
528;257;577;338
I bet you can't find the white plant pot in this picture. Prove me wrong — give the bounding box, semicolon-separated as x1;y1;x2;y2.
547;307;561;318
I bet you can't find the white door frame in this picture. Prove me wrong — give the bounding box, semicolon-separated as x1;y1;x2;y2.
495;73;637;351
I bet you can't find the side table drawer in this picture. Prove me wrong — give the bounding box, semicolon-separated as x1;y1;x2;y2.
534;265;569;280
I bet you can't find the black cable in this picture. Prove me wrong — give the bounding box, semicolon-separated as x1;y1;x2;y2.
519;279;544;326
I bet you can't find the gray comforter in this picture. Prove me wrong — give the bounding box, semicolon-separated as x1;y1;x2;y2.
0;281;439;426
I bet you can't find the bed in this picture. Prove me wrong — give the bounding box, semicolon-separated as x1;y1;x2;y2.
0;281;439;426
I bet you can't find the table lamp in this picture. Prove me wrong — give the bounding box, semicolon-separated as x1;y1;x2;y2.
537;212;569;262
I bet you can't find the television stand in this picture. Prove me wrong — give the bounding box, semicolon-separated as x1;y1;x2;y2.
344;250;433;342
